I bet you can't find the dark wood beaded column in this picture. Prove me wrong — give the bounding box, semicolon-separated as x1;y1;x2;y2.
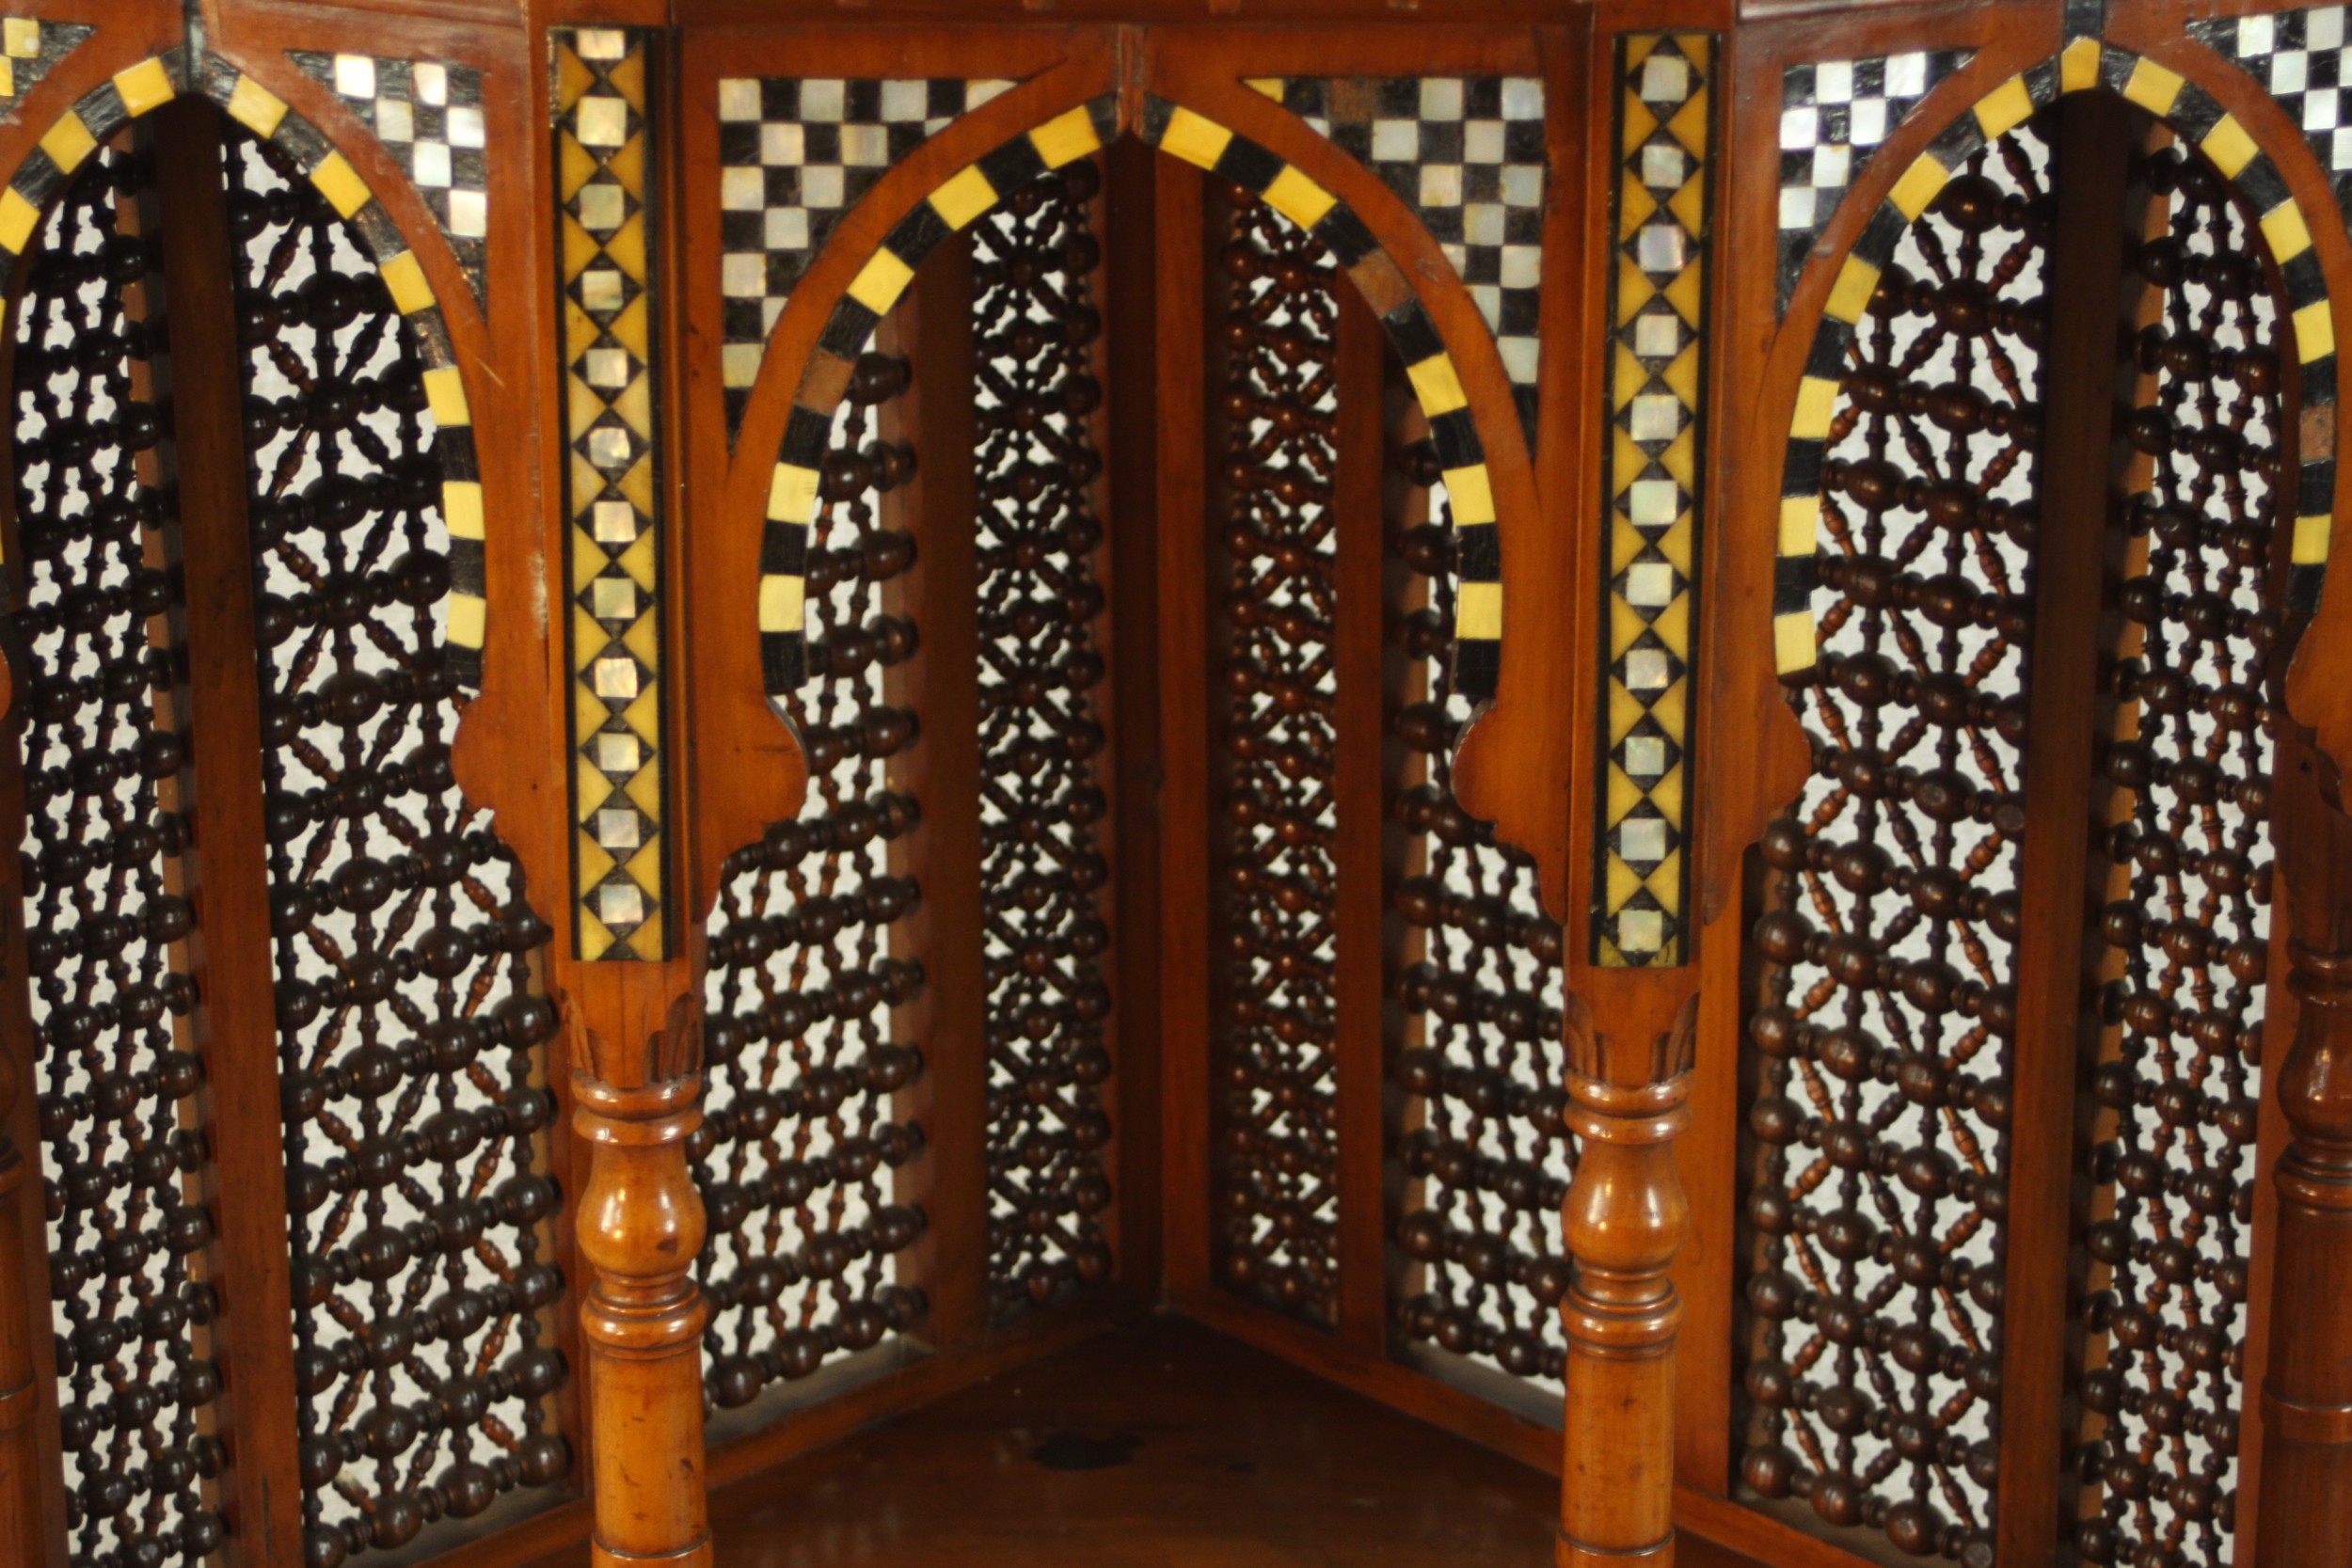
1209;187;1346;1324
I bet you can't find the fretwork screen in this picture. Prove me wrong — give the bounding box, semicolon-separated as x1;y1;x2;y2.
1737;103;2300;1568
8;109;569;1568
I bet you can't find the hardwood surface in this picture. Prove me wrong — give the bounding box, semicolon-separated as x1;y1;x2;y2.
502;1317;1763;1568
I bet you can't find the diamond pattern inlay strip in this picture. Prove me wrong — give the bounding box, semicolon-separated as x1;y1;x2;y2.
1594;33;1713;967
556;27;668;960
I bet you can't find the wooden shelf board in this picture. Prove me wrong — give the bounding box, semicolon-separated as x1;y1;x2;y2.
501;1312;1766;1568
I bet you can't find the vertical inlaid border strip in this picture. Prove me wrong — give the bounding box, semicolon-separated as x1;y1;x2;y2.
1594;33;1714;969
554;27;669;961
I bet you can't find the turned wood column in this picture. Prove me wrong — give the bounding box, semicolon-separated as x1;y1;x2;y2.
2255;739;2352;1566
1558;991;1695;1567
573;995;712;1568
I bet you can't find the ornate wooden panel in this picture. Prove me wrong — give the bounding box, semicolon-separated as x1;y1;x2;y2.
971;161;1117;1321
225;124;570;1560
12;99;570;1568
1391;435;1571;1386
1212;188;1344;1326
14;137;229;1568
698;349;929;1412
2064;133;2289;1568
1739;119;2051;1564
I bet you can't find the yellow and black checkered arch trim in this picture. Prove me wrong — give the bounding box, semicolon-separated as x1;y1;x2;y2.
1777;38;2340;679
1139;92;1502;696
759;92;1511;704
0;49;487;689
758;95;1119;695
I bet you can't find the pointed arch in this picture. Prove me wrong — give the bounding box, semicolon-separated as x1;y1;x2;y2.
734;90;1527;705
1771;37;2341;675
0;48;492;690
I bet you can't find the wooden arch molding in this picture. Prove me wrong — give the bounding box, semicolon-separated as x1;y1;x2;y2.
0;37;498;689
1772;35;2341;680
698;40;1555;911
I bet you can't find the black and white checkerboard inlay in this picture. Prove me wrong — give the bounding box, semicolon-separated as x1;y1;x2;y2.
2195;8;2352;218
291;52;489;307
1249;76;1548;441
717;76;1013;438
1775;49;1970;312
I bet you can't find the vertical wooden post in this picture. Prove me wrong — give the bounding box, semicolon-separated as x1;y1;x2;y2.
1995;90;2136;1566
1155;155;1214;1304
151;100;309;1568
891;236;989;1345
1557;987;1694;1567
573;990;711;1568
549;24;711;1565
1330;263;1392;1352
2254;738;2352;1567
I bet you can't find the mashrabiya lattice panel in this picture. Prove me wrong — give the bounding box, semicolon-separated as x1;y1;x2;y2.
972;162;1118;1322
1776;49;1971;313
1391;445;1574;1388
717;73;1015;436
1246;74;1548;441
1214;190;1344;1326
227;126;570;1563
291;50;489;307
554;28;671;962
15;138;231;1568
1594;33;1713;968
1740;120;2052;1565
2064;137;2285;1568
700;356;928;1415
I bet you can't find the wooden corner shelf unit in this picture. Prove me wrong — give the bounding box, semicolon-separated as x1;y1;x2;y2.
0;2;2346;1566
